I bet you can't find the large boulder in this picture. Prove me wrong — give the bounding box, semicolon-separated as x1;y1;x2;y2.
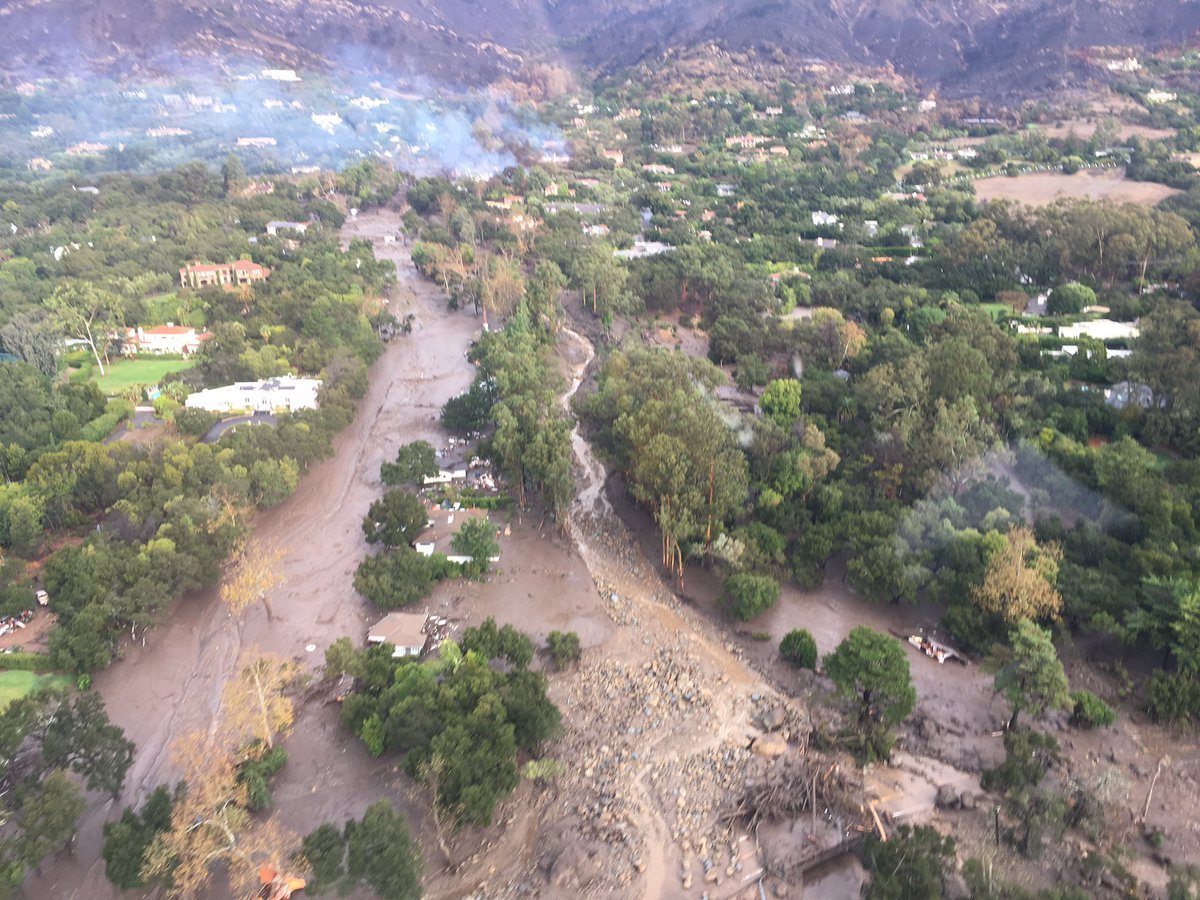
751;733;788;758
935;783;960;810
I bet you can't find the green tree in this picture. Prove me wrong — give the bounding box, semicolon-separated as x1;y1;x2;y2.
546;631;581;670
0;311;58;377
1047;282;1096;315
221;154;246;196
759;378;803;429
299;823;347;895
45;281;123;376
427;693;519;827
1069;690;1116;729
462;617;534;668
381;441;438;486
994;621;1071;731
353;548;452;609
15;770;85;870
981;728;1060;795
823;627;916;763
861;824;955;900
451;517;498;576
102;785;179;889
344;802;422;900
722;573;781;621
363;490;429;548
780;629;818;669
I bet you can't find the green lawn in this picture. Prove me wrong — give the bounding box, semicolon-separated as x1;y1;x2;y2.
979;302;1016;321
92;358;194;395
0;671;70;710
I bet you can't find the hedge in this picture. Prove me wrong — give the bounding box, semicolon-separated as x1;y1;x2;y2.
0;651;58;672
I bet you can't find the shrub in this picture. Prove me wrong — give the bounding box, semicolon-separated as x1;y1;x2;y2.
780;629;818;669
546;631;581;670
1070;690;1116;729
173;407;219;438
77;400;134;442
237;745;288;811
722;574;780;621
1147;670;1200;724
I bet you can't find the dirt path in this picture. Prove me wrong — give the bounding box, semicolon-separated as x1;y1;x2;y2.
24;209;483;899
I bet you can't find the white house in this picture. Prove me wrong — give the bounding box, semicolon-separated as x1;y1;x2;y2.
265;220;309;236
1058;319;1139;342
124;324;212;356
184;376;322;413
812;211;840;227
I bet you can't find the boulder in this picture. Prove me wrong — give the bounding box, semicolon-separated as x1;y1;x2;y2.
942;871;971;900
751;733;788;758
959;791;977;811
761;705;786;731
935;783;960;810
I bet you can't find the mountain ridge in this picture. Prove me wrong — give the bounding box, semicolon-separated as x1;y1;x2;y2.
0;0;1197;96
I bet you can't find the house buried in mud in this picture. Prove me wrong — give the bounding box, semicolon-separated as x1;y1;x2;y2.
367;611;430;658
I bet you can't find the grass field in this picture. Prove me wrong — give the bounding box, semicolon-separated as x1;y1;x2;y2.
0;671;70;710
980;302;1015;320
92;358;194;395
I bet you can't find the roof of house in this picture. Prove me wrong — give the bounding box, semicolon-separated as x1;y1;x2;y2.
180;259;268;274
142;325;198;335
367;612;428;649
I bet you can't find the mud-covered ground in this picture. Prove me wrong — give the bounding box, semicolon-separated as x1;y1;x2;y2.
27;214;1200;900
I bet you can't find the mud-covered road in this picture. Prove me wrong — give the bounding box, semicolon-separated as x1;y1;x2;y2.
26;210;482;899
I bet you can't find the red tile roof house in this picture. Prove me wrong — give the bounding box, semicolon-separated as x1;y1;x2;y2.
123;324;213;356
178;259;271;290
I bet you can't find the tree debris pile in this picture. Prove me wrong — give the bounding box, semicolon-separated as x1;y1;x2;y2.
722;752;861;830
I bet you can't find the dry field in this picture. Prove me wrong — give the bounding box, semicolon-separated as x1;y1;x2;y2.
974;169;1181;207
1034;120;1175;141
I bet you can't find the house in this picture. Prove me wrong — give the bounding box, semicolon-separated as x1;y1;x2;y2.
1146;90;1178;105
265;220;309;236
237;137;277;147
261;68;301;82
1058;319;1139;342
1105;381;1158;411
812;211;840;227
124;324;213;356
642;163;676;175
716;183;737;197
65;142;108;156
413;505;492;558
601;149;624;167
1105;58;1141;72
184;376;322;413
179;259;271;290
614;241;675;259
367;612;430;658
725;135;770;149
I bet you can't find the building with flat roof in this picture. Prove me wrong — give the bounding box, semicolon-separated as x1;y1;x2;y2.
184;376;321;413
